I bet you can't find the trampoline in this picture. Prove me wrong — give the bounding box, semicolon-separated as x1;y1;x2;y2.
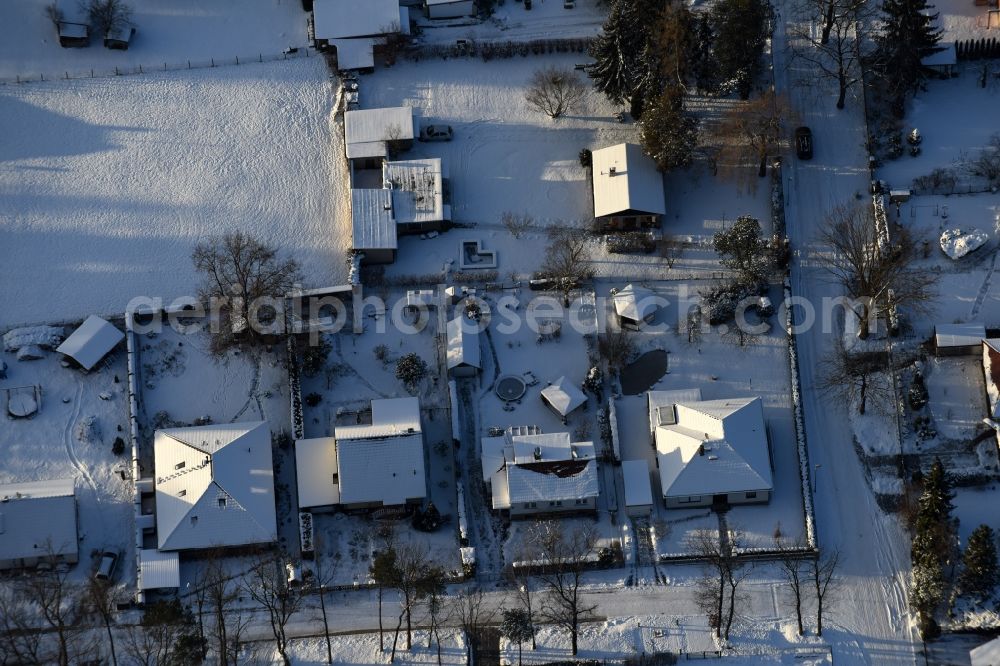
496;375;527;402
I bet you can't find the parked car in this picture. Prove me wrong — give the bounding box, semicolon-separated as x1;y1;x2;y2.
95;550;119;581
419;124;453;142
794;126;813;160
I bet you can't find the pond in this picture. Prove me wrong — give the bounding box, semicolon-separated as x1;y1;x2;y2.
620;349;668;396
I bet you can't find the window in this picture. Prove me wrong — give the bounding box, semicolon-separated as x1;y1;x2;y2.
575;498;588;505
174;461;185;470
190;516;198;526
745;492;757;499
554;501;563;507
177;489;186;497
218;497;227;508
332;473;339;485
525;502;537;509
677;495;701;504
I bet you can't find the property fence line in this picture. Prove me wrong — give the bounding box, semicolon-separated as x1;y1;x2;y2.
0;46;317;86
402;36;595;64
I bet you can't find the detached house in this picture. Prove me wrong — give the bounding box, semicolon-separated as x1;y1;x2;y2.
482;429;599;518
647;389;773;509
592;143;666;231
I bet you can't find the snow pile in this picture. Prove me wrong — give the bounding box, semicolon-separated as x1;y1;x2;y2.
3;324;63;351
940;227;989;260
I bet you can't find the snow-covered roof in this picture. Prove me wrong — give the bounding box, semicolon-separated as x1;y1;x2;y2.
334;397;426;506
922;42;957;68
510;432;595;464
138;549;180;590
984;340;1000;420
481;435;511;483
331;38;377;70
495;459;599;508
352;188;397;251
972;636;1000;666
0;478;78;564
653;396;773;498
313;0;409;40
344;107;415;160
936;323;985;348
154;422;277;551
385;158;449;224
540;377;587;417
446;316;481;370
56;315;124;370
295;437;340;508
612;284;660;324
58;22;88;38
622;459;653;508
592;143;666;218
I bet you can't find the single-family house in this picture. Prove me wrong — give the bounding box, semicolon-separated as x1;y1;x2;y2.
0;478;79;570
935;323;985;356
447;315;481;377
591;143;666;230
312;0;411;65
333;397;427;510
153;422;277;551
344;106;416;167
294;437;340;510
648;389;773;509
384;158;451;232
622;459;654;517
612;284;660;329
56;315;125;371
485;431;599;518
351;188;397;264
426;0;476;18
540;376;587;420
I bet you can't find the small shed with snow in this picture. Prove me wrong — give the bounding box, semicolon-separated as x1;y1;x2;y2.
138;549;180;591
447;316;481;377
351;188;397;264
426;0;475;18
540;376;587;419
935;323;985;356
334;397;427;509
592;143;666;230
921;42;957;77
613;284;660;329
344;107;415;162
56;315;125;371
295;437;340;509
0;478;78;570
622;459;653;517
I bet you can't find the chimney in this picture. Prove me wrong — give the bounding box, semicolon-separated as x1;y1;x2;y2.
534;446;542;461
608;166;617;176
698;444;705;457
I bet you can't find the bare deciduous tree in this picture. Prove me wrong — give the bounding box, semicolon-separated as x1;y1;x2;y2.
0;581;44;664
243;553;303;666
531;521;598;655
540;224;595;305
790;0;871;109
388;542;436;660
812;548;840;636
501;211;536;239
44;2;64;28
87;576;121;666
958;134;1000;184
597;328;636;377
201;552;250;666
817;341;895;415
815;203;936;338
121;599;204;666
506;549;539;650
192;232;301;354
312;535;339;664
716;91;796;189
452;586;497;665
525;66;587;119
689;528;751;640
86;0;132;36
775;540;808;636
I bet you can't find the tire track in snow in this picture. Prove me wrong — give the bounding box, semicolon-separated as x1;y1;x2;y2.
63;376;108;538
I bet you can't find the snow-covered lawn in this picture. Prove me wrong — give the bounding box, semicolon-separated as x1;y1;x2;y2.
0;0;309;82
0;336;133;586
0;55;347;329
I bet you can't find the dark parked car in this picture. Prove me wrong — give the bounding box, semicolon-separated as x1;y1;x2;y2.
794;126;813;160
95;550;119;581
419;124;453;142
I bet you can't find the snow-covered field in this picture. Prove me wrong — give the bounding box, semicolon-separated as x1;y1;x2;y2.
0;0;309;82
0;333;134;586
0;55;347;329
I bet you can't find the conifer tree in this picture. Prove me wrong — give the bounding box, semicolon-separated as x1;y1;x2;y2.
639;86;699;171
589;0;653;105
960;525;999;602
874;0;943;113
710;0;771;99
909;458;955;638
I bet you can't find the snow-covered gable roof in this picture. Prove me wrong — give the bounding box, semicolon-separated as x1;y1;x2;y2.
447;316;481;370
295;437;340;508
622;459;653;508
154;422;276;551
510;432;595;464
922;42;957;68
56;315;124;370
385;158;449;224
331;38;377;70
344;106;415;160
936;323;985;348
481;435;511;483
497;460;599;507
613;284;659;324
984;339;1000;420
592;143;666;218
653;396;773;498
313;0;408;40
972;636;1000;666
352;189;397;251
540;377;587;417
0;478;77;563
138;549;180;590
335;397;426;506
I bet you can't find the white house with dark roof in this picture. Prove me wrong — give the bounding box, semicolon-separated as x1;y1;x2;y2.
592;143;666;230
483;430;599;518
0;478;78;570
647;390;773;509
153;422;277;551
334;397;427;509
